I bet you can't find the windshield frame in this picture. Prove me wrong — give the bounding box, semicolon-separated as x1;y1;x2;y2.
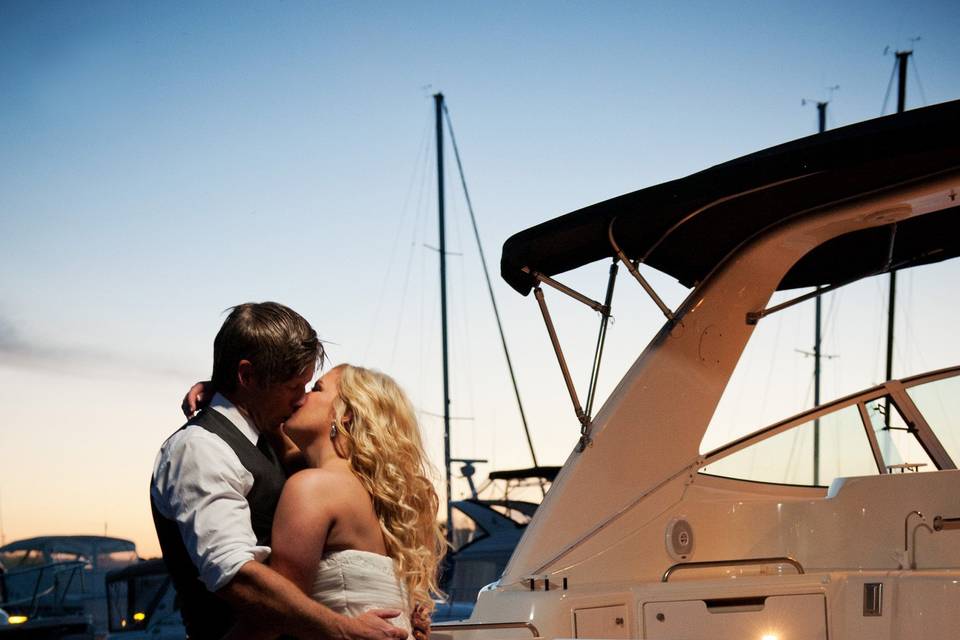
700;364;960;484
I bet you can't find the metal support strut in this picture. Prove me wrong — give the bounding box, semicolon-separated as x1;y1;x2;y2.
534;286;590;446
584;259;619;426
608;220;675;323
524;267;607;314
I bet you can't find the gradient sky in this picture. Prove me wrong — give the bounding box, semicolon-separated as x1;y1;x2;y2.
1;0;958;557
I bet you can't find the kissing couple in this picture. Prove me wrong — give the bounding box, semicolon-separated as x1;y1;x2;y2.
151;302;443;639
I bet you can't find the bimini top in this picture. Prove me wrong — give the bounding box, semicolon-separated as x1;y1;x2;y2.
501;100;960;295
0;535;136;553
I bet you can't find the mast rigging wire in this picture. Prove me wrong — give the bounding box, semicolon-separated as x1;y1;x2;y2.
881;56;898;115
363;110;433;364
910;56;928;107
441;101;543;488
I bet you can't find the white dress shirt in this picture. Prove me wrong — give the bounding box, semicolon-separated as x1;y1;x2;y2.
151;393;272;591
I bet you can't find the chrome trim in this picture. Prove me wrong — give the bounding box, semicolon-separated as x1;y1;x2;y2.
903;509;923;552
661;556;805;582
431;621;541;637
934;515;960;531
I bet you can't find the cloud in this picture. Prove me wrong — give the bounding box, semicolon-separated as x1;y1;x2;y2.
0;315;27;352
0;313;197;380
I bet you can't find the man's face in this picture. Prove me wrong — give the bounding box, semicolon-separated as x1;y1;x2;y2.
248;368;314;432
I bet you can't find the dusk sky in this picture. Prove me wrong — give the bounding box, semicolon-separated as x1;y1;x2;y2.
2;1;958;557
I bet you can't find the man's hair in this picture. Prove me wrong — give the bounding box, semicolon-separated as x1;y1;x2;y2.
211;302;323;392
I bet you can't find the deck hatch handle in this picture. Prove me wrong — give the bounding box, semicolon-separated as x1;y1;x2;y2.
704;596;768;613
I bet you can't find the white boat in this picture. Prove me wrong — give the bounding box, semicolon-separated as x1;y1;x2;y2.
437;466;559;622
104;558;185;638
433;100;960;639
0;535;140;637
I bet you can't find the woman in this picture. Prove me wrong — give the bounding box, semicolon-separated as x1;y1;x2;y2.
279;365;445;629
231;364;445;639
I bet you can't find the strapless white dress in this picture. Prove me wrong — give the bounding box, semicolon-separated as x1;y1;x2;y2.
311;549;411;638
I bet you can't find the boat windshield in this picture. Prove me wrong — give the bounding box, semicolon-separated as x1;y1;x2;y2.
107;570;170;632
0;548;46;569
699;367;960;487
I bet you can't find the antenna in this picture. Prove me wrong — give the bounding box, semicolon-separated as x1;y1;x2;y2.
882;37;919;113
802;85;838;135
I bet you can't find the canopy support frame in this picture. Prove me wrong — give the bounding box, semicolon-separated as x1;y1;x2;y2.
523;268;608;314
608;220;676;323
746;231;918;325
533;286;590;447
584;259;619;428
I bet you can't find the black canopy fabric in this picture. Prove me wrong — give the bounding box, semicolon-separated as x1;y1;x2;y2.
501;100;960;295
487;466;561;482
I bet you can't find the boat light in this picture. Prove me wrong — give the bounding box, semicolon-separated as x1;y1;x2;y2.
761;634;778;640
133;612;146;622
8;615;28;624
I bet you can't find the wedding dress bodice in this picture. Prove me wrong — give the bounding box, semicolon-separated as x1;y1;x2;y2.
311;549;411;637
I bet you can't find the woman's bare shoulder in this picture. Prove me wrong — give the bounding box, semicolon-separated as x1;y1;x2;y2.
281;467;353;507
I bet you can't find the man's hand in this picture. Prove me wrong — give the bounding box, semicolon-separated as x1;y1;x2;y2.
341;609;408;640
181;380;214;417
411;604;431;640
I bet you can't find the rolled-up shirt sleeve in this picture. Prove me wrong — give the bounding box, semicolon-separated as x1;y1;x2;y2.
151;428;271;591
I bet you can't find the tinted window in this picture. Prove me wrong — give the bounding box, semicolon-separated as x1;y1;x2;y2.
906;374;960;468
700;404;878;486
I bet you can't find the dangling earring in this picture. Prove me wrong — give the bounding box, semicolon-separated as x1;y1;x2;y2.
330;422;338;438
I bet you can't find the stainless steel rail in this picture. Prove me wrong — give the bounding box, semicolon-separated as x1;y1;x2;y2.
431;621;541;637
662;556;805;582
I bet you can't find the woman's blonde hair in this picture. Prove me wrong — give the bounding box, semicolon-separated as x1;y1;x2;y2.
331;364;446;611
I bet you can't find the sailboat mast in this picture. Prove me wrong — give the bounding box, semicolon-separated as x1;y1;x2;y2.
435;92;453;545
813;100;827;486
884;50;910;430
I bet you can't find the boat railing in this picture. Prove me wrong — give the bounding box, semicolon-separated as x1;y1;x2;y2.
432;620;541;638
0;560;88;616
661;556;805;582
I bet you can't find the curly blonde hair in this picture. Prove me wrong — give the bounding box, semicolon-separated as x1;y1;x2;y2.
330;364;446;611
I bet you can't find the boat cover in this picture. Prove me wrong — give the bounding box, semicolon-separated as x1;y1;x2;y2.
487;466;561;482
501;100;960;295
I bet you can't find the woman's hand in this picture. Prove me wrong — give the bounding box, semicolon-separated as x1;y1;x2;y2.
181;380;214;417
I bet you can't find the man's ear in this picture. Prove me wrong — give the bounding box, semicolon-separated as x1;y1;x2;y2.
237;360;257;390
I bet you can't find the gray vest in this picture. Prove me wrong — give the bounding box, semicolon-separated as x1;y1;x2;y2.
151;407;286;640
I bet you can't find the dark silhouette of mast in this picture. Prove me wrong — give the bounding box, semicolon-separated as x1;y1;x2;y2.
814;102;826;486
435;92;453;545
802;90;835;485
884;50;911;430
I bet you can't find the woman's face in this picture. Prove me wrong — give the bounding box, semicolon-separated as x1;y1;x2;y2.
283;366;344;446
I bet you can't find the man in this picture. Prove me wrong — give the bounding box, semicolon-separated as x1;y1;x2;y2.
151;302;411;639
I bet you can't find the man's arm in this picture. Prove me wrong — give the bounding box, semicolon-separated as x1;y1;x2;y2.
220;560;406;640
153;431;405;640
